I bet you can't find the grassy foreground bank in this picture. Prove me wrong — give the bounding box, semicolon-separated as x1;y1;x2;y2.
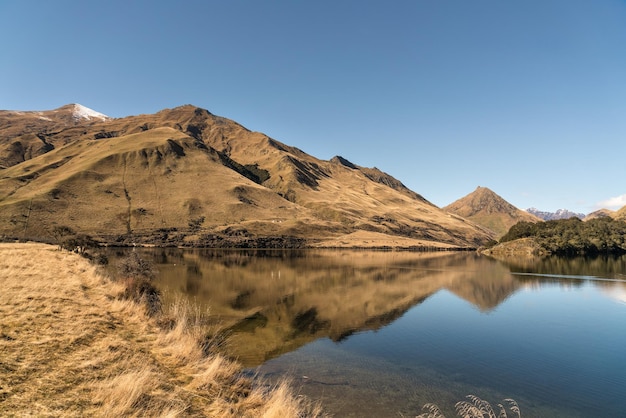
0;243;322;417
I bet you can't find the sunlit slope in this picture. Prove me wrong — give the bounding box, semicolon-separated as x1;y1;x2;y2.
162;106;494;246
0;104;110;168
444;186;541;238
0;104;494;247
583;208;615;221
102;105;493;246
0;127;307;237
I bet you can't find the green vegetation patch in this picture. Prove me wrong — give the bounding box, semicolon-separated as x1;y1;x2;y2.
500;217;626;255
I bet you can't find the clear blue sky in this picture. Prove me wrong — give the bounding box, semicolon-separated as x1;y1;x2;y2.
2;0;625;214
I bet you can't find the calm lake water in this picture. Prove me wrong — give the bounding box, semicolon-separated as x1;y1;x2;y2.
112;249;626;417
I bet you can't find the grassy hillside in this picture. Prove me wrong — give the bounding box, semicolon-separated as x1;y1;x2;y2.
0;127;306;239
584;208;616;221
496;216;626;255
443;186;541;238
0;105;495;248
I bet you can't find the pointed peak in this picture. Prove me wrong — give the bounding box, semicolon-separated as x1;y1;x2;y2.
444;187;518;216
330;155;357;169
444;187;541;237
54;103;110;121
70;103;110;121
157;104;214;117
474;186;495;194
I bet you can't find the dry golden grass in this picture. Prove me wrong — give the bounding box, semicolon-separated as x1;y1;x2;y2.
443;186;540;238
0;243;323;417
310;230;458;249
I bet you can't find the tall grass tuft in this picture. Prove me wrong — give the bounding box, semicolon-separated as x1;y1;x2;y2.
416;395;520;418
416;402;445;418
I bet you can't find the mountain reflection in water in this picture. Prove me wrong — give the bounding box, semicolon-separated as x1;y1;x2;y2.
121;249;521;366
108;249;626;417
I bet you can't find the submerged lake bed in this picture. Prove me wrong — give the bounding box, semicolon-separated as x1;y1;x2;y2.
109;249;626;417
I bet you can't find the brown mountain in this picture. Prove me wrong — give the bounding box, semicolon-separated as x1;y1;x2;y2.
584;208;615;221
443;186;541;238
0;104;110;169
0;104;495;248
615;205;626;222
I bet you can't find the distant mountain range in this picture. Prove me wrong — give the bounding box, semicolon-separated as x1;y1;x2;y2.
526;207;585;221
0;104;495;249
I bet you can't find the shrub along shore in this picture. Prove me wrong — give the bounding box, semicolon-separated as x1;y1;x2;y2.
0;242;322;417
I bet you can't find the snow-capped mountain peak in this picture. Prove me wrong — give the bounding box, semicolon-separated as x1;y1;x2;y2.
526;207;585;220
71;103;109;121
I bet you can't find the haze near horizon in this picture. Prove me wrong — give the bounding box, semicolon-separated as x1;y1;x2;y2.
1;0;625;214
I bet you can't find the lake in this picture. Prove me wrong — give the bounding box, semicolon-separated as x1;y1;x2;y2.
112;248;626;417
